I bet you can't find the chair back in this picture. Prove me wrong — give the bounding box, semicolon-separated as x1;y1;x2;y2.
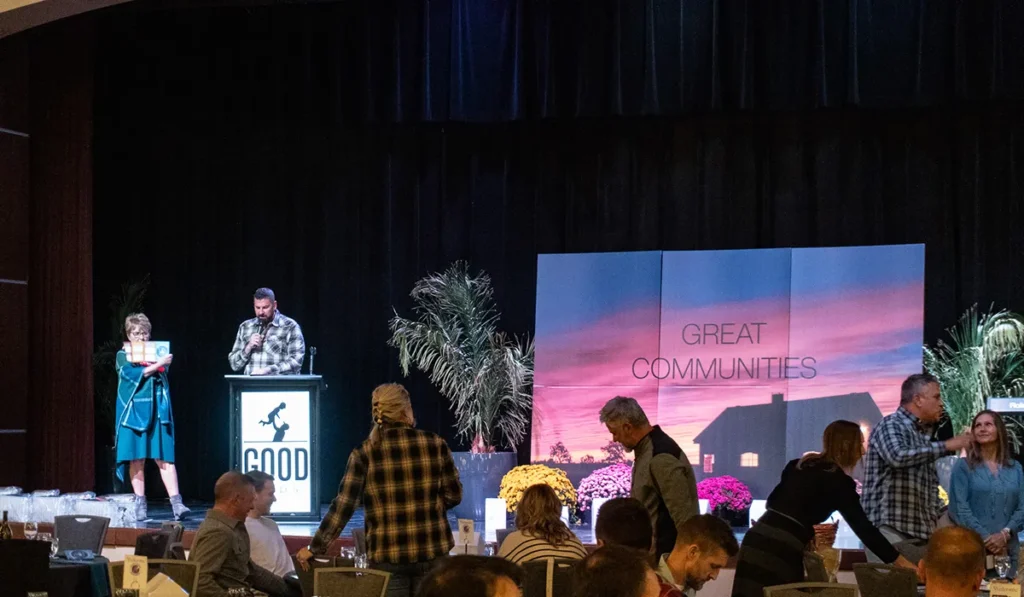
496;528;511;549
804;552;830;582
521;558;577;597
853;563;917;597
109;558;201;595
161;521;185;543
313;567;390;597
292;555;337;597
54;514;110;554
764;582;859;597
135;531;173;558
0;539;50;595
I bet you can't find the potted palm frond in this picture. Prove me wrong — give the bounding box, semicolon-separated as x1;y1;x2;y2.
388;261;534;521
94;275;150;494
924;304;1024;489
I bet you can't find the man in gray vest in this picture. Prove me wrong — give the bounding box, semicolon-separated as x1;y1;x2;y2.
600;396;699;557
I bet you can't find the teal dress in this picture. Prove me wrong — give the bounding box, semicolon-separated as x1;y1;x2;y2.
949;457;1024;577
114;350;176;482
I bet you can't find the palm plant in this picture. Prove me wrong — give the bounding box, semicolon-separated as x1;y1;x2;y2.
94;275;151;445
387;261;534;452
923;304;1024;445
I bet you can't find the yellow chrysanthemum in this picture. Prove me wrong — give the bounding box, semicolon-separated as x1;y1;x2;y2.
499;464;577;513
938;485;949;506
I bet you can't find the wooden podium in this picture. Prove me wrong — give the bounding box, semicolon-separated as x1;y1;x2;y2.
226;375;323;521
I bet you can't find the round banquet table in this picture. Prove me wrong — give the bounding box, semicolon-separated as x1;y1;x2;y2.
48;555;112;597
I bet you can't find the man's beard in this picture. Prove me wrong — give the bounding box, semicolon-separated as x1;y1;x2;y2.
685;574;706;592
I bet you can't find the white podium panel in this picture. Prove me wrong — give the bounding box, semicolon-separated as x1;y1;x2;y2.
240;390;313;514
228;375;322;520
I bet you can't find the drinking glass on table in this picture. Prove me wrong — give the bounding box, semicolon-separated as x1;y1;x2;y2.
23;521;38;540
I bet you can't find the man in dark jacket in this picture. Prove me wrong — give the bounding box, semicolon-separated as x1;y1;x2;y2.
600;396;699;556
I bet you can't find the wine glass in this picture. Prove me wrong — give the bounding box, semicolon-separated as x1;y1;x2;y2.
23;521;38;540
995;555;1011;580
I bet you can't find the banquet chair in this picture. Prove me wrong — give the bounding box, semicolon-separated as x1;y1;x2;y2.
313;567;390;597
292;554;337;597
521;558;577;597
763;582;859;597
109;558;200;594
853;563;917;597
54;514;110;555
0;539;50;596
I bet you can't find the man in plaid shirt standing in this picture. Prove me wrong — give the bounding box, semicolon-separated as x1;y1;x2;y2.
862;373;973;562
295;383;462;597
228;287;305;375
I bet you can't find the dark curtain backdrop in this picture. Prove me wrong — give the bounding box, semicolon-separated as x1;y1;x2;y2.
93;2;1024;501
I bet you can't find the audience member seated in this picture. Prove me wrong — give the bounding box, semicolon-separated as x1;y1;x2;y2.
657;514;739;597
189;471;297;597
497;484;588;564
417;555;523;597
595;497;654;552
918;527;986;597
244;470;296;577
574;545;663;597
949;410;1024;578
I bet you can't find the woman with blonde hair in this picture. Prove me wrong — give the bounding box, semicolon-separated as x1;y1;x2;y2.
296;383;463;597
949;410;1024;577
115;313;190;521
731;420;916;597
498;483;588;564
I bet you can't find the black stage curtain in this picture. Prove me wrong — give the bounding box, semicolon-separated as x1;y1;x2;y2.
92;3;1024;501
101;0;1024;123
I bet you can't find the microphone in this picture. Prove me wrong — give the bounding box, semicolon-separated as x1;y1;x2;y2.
309;347;317;375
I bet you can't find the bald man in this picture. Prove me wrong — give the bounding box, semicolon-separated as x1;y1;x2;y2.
918;527;986;597
189;471;296;597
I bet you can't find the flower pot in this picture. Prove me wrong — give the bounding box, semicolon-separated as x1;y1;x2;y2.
451;452;518;521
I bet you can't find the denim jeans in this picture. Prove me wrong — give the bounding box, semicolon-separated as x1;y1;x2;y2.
371;559;441;597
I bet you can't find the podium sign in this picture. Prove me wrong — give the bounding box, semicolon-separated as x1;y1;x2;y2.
227;375;322;520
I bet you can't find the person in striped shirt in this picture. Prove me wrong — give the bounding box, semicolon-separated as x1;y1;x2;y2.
497;484;588;564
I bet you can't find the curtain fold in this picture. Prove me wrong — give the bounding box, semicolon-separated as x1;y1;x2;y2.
102;0;1024;125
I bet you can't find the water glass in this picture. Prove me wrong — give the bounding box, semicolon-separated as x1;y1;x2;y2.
995;555;1011;579
354;554;369;568
23;521;38;540
49;536;60;558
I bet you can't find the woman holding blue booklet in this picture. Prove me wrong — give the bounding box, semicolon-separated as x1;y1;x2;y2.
115;313;190;521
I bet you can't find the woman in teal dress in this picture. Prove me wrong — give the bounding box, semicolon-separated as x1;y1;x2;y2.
949;410;1024;578
116;313;190;521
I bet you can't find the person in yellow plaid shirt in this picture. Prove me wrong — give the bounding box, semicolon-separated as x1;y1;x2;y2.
296;383;463;597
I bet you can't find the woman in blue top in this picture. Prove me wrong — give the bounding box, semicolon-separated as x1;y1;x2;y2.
950;410;1024;577
115;313;190;522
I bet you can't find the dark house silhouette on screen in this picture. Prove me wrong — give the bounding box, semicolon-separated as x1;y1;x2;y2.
693;392;883;497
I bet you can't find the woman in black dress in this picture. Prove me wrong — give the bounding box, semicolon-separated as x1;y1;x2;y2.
731;420;917;597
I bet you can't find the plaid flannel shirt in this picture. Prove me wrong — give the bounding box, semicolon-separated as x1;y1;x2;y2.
309;425;463;564
228;311;305;375
862;406;951;540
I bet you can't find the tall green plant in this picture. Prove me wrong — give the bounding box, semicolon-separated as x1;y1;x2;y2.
387;261;534;452
924;304;1024;443
94;275;151;445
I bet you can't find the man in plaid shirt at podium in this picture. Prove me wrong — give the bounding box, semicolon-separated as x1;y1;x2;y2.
228;287;306;375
